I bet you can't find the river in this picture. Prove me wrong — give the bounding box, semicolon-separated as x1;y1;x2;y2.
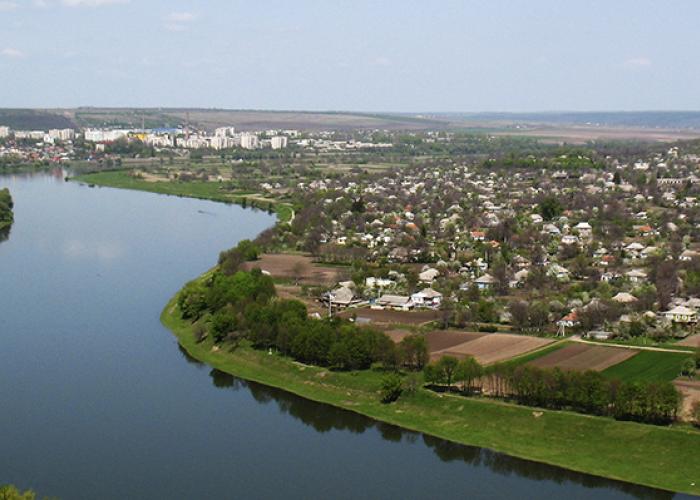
0;171;684;499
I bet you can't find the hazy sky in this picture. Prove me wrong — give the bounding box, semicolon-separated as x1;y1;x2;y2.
1;0;699;112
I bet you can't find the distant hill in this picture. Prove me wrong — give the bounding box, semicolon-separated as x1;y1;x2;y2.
437;111;700;130
0;109;76;130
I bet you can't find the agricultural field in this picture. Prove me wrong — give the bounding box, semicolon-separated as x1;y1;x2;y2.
241;253;343;286
602;350;695;383
677;334;700;348
529;343;637;372
430;332;554;365
338;308;440;326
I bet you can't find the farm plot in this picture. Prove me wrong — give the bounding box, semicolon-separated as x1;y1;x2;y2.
529;343;637;372
677;334;700;348
339;308;440;325
602;350;694;382
674;379;700;421
425;330;484;352
241;253;343;285
432;333;554;365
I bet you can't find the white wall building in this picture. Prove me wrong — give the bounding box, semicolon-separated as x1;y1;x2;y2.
270;136;288;149
0;126;10;138
240;133;259;150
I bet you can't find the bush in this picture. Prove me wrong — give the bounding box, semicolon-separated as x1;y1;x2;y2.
478;325;498;333
380;373;404;403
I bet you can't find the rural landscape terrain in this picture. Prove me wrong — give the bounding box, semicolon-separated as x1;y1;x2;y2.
3;107;700;496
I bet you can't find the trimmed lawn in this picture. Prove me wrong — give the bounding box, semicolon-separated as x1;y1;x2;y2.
162;296;700;496
602;351;694;383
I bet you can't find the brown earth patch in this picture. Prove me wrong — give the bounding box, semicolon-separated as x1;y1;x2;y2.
674;379;700;421
432;333;553;365
241;253;343;286
676;334;700;348
337;308;439;325
529;343;637;371
425;330;485;352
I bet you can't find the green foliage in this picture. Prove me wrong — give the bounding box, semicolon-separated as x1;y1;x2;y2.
218;239;260;275
0;188;13;229
0;485;36;500
398;334;429;370
537;196;563;221
380;373;403;403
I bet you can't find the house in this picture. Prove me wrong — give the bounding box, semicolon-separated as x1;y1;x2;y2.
626;269;648;283
612;292;638;304
662;305;697;324
474;273;498;290
557;310;579;328
560;235;579;246
587;330;613;340
365;277;396;289
411;288;443;308
680;249;700;261
601;271;622;282
625;242;645;259
322;286;362;309
375;294;414;311
510;268;529;288
419;267;440;283
574;221;592;238
548;264;570;281
470;230;486;241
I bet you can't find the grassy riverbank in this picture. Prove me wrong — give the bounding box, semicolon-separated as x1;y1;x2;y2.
162;293;700;496
71;170;294;222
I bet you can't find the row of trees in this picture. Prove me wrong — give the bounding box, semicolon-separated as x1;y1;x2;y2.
424;356;681;425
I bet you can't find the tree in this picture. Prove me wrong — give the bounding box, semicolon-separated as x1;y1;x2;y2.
380;373;403;403
399;335;429;370
538;196;563;221
0;485;36;500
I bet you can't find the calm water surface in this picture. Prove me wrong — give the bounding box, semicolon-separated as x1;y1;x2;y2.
0;171;685;499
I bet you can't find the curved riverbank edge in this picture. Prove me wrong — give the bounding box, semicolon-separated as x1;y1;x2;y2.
162;289;700;496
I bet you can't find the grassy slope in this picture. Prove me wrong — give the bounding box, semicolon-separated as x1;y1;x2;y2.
603;351;694;383
72;170;294;222
162;296;700;495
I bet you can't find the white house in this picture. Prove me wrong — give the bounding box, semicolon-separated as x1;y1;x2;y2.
474;273;498;290
662;305;697;324
410;288;443;308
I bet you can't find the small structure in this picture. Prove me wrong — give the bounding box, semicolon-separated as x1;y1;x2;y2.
661;305;697;324
321;286;362;309
612;292;638;304
375;294;414;311
474;273;498;290
411;288;443;308
587;330;613;340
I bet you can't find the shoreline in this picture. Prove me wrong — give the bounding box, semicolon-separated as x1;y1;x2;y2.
162;290;700;496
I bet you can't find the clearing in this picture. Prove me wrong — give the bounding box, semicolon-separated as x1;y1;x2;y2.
242;253;344;286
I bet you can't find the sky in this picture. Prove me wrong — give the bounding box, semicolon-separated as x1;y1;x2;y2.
0;0;699;112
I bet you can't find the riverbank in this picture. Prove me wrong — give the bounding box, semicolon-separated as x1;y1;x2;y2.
71;170;294;222
162;292;700;496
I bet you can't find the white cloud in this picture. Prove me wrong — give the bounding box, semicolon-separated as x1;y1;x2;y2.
0;1;18;11
165;11;196;31
372;56;391;67
623;57;652;69
1;47;25;58
61;0;129;7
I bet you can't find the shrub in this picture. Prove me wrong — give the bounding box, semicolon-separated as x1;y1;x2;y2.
380;373;404;403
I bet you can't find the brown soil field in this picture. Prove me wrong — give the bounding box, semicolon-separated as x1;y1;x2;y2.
338;308;439;325
677;334;700;348
425;330;484;352
274;284;326;315
242;253;343;286
432;333;553;365
384;330;414;343
674;379;700;421
529;343;637;371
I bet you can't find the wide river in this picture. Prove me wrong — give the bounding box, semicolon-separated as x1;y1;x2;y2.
0;171;685;499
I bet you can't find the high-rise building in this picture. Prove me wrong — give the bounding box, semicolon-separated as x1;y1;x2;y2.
0;126;10;138
270;136;288;149
240;133;259;149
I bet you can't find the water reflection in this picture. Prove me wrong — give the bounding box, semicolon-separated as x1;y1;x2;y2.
202;363;675;500
0;225;10;245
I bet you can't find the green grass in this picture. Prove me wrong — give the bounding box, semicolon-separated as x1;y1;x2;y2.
162;294;700;496
71;170;294;223
602;351;694;383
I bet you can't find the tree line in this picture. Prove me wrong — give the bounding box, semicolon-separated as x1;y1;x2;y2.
424;356;681;425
